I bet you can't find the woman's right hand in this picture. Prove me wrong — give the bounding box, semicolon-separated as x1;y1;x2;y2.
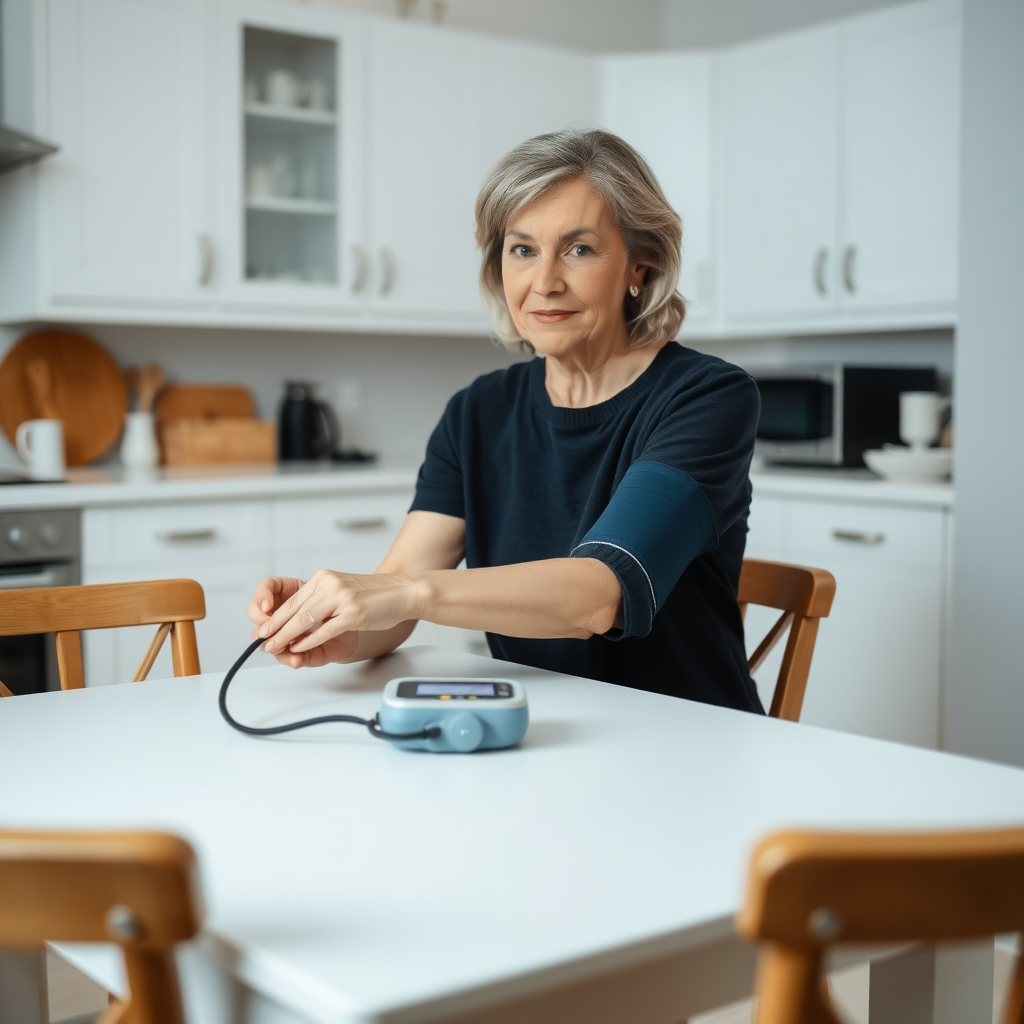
246;576;360;668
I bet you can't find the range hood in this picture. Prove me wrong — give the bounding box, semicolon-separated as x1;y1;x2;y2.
0;0;57;175
0;122;56;175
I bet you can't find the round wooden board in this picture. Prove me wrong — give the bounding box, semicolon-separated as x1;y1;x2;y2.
0;330;128;466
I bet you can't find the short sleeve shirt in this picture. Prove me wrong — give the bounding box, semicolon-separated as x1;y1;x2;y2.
410;342;764;714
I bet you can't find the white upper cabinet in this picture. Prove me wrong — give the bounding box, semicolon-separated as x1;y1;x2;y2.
599;52;717;330
479;41;595;170
720;24;841;324
45;0;213;308
368;22;483;323
841;0;962;315
719;0;961;330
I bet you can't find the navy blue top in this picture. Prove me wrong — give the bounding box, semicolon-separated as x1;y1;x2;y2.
410;341;764;714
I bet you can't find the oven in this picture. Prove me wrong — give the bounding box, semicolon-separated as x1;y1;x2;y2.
0;508;81;695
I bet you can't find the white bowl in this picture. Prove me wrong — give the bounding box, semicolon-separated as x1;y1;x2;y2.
863;446;953;483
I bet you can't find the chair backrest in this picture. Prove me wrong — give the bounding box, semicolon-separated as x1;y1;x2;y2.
0;580;205;692
0;829;204;1024
738;559;836;721
736;828;1024;1024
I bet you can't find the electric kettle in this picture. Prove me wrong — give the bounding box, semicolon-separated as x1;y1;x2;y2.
278;381;337;461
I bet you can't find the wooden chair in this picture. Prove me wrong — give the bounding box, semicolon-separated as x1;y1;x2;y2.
0;579;205;693
0;829;203;1024
737;827;1024;1024
739;559;836;722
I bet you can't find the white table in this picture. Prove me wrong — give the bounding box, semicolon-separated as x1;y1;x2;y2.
2;646;1022;1024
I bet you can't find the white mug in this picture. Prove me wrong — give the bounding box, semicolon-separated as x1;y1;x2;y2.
265;69;302;108
899;392;950;450
15;418;65;479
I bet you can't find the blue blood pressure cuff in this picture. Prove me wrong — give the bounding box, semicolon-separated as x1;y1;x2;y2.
569;461;717;640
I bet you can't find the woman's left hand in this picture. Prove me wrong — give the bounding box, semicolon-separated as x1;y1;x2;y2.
256;568;423;664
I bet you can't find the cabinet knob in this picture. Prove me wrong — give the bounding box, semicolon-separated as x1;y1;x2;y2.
378;248;396;296
843;245;857;294
832;529;885;545
156;528;218;543
198;233;214;286
812;248;829;297
334;517;387;531
351;245;369;294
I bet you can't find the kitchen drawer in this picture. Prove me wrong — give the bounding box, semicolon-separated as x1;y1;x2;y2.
787;499;945;569
84;501;271;567
273;492;412;553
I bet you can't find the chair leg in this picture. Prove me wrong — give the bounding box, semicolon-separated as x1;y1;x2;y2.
0;947;48;1024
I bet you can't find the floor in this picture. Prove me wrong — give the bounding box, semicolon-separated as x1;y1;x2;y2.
46;945;1018;1024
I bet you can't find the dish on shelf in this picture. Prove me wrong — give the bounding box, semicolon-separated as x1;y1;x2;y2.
863;445;953;482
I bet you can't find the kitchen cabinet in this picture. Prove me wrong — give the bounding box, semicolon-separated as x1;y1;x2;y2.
744;491;949;748
598;52;717;330
45;0;214;309
720;0;961;330
81;488;482;685
367;22;482;323
215;0;367;316
82;499;275;683
841;0;962;315
720;24;840;323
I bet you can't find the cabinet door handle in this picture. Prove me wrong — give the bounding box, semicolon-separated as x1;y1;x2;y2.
334;517;387;531
378;248;396;296
0;569;58;590
843;245;857;294
832;528;884;545
156;528;218;543
813;248;828;296
198;233;214;286
351;245;369;294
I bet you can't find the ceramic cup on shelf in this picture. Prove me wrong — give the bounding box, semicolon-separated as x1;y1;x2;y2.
899;392;951;450
247;163;276;200
306;79;330;110
265;69;303;108
15;418;65;479
121;412;160;473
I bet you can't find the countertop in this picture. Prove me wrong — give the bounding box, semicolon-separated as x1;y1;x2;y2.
749;465;954;508
0;461;954;511
0;462;420;510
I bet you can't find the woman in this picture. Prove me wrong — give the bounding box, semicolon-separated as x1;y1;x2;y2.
249;128;763;714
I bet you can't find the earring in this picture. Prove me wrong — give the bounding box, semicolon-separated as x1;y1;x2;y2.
628;285;640;299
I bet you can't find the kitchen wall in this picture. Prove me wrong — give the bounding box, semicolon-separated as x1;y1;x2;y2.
0;323;524;471
0;320;953;474
945;0;1024;769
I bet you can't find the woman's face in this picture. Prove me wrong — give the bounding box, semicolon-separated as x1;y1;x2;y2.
501;178;647;360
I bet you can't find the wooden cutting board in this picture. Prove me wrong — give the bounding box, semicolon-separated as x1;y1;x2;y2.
0;329;128;466
155;384;256;424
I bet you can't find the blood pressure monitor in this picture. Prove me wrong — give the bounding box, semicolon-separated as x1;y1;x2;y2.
219;640;529;754
379;677;529;753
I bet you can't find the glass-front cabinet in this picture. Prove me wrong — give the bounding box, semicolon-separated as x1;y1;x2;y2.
243;27;338;285
217;1;366;315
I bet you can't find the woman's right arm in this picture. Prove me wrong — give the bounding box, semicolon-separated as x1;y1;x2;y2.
247;510;466;668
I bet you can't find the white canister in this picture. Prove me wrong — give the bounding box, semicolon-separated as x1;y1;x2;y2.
121;412;160;472
15;418;65;479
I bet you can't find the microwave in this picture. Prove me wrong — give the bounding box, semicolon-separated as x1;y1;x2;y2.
751;365;938;467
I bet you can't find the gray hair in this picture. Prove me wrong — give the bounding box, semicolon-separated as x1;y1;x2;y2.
474;127;686;351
